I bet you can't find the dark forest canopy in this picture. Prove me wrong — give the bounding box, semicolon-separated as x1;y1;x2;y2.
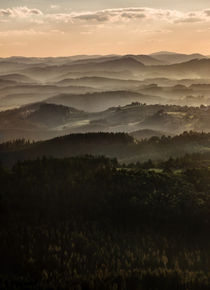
0;155;210;289
1;131;210;167
1;154;209;229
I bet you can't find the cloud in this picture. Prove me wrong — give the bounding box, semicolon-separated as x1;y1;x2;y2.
0;7;43;18
50;5;60;10
1;6;210;25
174;10;210;24
1;6;210;42
71;8;176;23
204;10;210;16
175;17;204;23
121;12;146;19
74;12;110;22
46;7;210;25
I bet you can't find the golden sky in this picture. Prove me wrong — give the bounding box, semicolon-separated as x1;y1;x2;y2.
0;2;210;56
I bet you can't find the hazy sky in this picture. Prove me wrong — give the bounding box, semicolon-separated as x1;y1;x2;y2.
0;1;210;56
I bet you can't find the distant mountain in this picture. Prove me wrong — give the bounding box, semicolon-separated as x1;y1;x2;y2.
0;79;17;88
67;55;120;65
189;84;210;91
20;56;145;81
67;56;145;71
0;73;35;83
68;54;151;67
125;54;165;65
0;53;210;113
138;83;194;99
0;60;28;73
55;76;142;90
146;59;210;78
54;70;135;82
151;51;179;55
46;91;157;111
150;52;208;64
0;84;100;107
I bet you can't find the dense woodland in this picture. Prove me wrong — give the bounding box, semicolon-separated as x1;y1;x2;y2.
0;154;209;289
1;131;210;167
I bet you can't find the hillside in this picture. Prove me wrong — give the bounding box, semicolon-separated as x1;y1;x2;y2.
46;91;157;111
1;102;210;142
1;131;210;166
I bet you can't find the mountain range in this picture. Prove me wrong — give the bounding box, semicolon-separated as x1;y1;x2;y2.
0;52;210;142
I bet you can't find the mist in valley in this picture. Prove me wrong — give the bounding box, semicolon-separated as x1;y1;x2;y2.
0;52;210;143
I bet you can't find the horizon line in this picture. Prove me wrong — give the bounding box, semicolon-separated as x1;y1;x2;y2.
0;51;209;58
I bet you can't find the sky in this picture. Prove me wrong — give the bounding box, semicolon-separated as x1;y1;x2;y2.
0;1;210;56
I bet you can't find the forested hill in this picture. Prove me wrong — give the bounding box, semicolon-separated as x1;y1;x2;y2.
1;131;210;166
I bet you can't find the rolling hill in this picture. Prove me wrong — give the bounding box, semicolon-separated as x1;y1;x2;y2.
1;102;210;142
150;51;208;64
